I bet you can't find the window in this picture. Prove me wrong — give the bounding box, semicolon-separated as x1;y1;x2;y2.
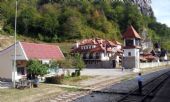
17;67;25;75
89;53;93;59
128;52;131;56
83;53;86;59
88;46;90;49
86;46;88;49
126;40;134;46
96;53;100;59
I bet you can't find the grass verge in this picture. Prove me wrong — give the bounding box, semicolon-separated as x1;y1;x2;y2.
62;75;94;86
0;83;76;102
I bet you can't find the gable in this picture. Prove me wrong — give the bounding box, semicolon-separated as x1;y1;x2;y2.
0;42;28;60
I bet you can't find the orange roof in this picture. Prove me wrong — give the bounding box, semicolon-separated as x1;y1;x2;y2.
123;25;142;39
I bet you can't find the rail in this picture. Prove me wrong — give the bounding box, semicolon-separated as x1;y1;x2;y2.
117;71;170;102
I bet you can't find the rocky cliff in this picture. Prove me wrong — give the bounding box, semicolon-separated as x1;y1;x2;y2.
129;0;153;16
96;0;154;16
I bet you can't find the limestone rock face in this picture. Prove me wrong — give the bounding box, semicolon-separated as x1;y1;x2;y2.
95;0;154;16
128;0;153;16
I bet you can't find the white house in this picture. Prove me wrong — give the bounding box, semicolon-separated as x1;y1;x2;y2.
0;42;65;81
71;38;122;68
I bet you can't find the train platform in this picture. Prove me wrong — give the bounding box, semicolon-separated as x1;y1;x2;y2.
151;78;170;102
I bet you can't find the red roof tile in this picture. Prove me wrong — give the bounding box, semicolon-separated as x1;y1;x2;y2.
123;26;142;39
140;53;157;62
71;38;123;53
90;46;105;53
112;39;122;45
21;42;64;60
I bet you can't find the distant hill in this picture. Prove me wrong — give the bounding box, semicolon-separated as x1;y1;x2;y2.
1;0;170;50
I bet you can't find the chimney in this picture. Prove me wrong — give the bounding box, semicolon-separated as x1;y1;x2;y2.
76;42;79;48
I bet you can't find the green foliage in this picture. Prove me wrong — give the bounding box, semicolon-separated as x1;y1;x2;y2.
0;1;15;20
57;55;73;68
50;60;59;68
1;0;170;50
73;54;85;71
27;60;48;76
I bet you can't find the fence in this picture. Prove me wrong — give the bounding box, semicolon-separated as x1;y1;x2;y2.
140;61;170;69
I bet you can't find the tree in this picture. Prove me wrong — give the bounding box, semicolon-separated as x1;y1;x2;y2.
56;55;73;76
27;60;48;77
58;8;84;40
17;7;42;37
71;54;85;76
61;16;82;39
73;54;85;71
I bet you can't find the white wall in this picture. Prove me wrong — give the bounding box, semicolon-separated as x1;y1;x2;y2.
42;59;50;64
124;49;139;57
100;52;109;61
0;42;27;81
140;61;170;69
123;48;140;68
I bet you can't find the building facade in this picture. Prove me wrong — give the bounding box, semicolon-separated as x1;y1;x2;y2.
0;42;64;81
71;38;122;68
122;26;141;69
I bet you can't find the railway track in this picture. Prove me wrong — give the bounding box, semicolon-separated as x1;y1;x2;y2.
37;69;170;102
117;71;170;102
37;76;123;102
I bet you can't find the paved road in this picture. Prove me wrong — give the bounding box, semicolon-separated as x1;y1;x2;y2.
69;68;132;76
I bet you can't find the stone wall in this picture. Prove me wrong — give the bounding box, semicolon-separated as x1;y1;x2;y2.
86;60;116;68
122;57;136;69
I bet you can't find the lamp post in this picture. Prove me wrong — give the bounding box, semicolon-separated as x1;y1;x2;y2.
13;0;18;88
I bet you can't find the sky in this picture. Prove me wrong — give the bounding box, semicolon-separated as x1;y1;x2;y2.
151;0;170;27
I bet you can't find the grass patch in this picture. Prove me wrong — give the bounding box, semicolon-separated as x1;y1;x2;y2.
0;83;65;102
62;87;81;92
55;42;73;54
62;76;93;86
120;75;135;82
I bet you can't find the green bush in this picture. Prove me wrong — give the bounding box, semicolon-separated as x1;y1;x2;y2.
75;70;81;76
71;72;76;77
45;74;64;84
27;60;48;76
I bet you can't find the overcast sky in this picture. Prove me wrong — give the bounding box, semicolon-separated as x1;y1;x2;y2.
151;0;170;27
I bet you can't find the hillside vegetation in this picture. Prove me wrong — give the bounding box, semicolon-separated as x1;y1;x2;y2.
1;0;170;50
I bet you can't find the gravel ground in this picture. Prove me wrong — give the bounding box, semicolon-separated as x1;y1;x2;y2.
0;81;12;88
74;93;123;102
73;68;170;102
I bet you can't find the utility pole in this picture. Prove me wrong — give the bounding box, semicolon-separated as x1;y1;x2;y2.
13;0;17;88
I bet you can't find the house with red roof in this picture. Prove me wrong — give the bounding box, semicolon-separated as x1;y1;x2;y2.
0;42;64;81
71;38;122;68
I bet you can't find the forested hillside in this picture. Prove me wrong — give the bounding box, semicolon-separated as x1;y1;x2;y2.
1;0;170;49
